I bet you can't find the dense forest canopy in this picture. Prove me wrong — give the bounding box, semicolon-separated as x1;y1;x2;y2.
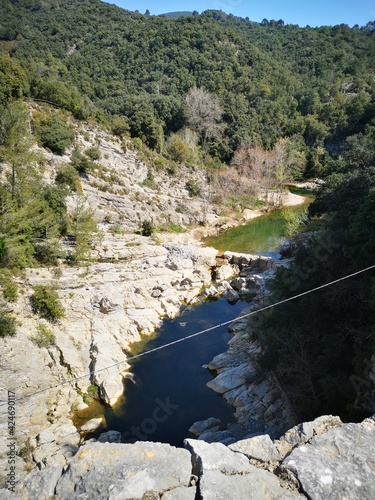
0;0;374;165
1;0;375;422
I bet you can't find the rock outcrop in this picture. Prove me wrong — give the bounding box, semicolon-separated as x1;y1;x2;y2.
0;122;223;482
203;252;297;439
3;414;374;499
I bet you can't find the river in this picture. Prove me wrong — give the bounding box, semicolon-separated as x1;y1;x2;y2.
77;298;250;446
77;189;312;446
205;187;314;255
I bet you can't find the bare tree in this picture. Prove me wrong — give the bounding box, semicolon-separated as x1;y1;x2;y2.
232;145;276;204
231;138;305;209
185;87;225;144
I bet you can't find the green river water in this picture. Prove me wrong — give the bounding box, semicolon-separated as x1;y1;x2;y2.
205;188;314;255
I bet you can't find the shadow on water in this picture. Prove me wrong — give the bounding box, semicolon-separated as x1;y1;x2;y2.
81;298;251;447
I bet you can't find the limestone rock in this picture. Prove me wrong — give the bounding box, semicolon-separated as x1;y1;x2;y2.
206;363;257;394
200;469;300;500
277;414;342;458
224;288;240;302
188;417;221;437
230;277;246;291
207;352;231;371
55;441;192;499
215;264;236;282
100;374;125;406
198;429;235;445
33;442;60;467
184;439;300;499
54;424;80;446
161;487;197;499
0;490;13;499
282;419;375;500
80;417;103;433
97;430;122;443
8;465;64;500
37;428;56;445
223;251;252;266
166;257;194;272
229;434;281;462
184;438;254;475
99;297;121;314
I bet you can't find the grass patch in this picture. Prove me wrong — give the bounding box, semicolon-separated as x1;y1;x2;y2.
31;324;56;348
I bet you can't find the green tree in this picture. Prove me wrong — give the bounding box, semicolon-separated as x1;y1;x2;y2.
68;197;97;261
0;102;35;200
0;55;29;105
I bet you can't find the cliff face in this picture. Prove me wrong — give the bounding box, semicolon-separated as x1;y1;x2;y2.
3;414;375;499
0;116;221;486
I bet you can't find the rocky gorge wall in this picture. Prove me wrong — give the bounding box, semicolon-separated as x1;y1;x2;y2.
0;118;228;487
0;236;220;486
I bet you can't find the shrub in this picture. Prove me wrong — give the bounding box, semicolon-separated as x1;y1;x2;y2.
111;116;130;137
55;165;81;192
31;285;65;321
71;148;96;174
34;240;63;266
109;224;123;235
17;437;35;463
167;223;184;233
0;270;18;302
166;130;200;165
81;384;99;405
2;238;35;269
132;137;143;150
166;164;177;176
186;179;201;197
142;170;157;190
31;324;56;348
35;115;75;155
85;146;101;161
0;309;16;337
141;220;154;236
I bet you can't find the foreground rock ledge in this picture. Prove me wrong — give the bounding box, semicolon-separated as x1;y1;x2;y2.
2;414;375;500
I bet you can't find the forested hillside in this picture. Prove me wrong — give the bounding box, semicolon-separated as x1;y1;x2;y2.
1;0;374;166
1;0;375;423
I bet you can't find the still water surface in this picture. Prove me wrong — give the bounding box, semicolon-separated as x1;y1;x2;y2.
205;188;313;255
94;298;249;446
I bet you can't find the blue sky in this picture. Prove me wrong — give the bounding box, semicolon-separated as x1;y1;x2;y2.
107;0;375;27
